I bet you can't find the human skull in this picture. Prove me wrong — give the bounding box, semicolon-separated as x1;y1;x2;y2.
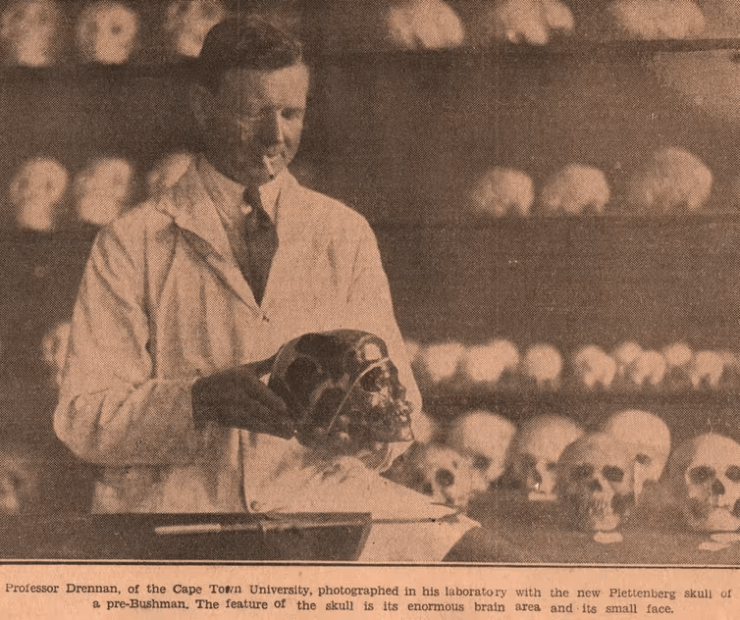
469;167;534;217
572;345;617;390
461;339;520;386
510;415;583;500
607;0;705;40
481;0;573;46
268;330;414;452
668;433;740;532
9;157;69;232
600;409;671;500
625;349;667;388
522;343;562;389
164;0;227;58
556;432;635;531
447;410;517;493
625;147;712;214
146;152;193;200
0;0;63;67
688;350;725;390
417;341;465;385
612;340;643;381
385;442;474;508
386;0;465;50
539;165;611;216
74;157;134;226
76;1;138;64
41;321;71;387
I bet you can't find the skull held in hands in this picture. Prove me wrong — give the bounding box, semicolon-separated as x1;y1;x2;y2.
668;433;740;532
268;330;414;454
556;432;635;531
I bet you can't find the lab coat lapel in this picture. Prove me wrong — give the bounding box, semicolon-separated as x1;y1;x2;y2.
157;164;260;310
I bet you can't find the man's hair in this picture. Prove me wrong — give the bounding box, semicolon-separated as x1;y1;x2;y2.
196;16;305;93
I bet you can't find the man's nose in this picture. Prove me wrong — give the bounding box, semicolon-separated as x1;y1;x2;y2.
259;111;285;146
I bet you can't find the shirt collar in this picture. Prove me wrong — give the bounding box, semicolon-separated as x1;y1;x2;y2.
196;154;287;225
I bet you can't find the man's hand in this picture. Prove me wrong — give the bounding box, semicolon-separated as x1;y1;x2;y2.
191;357;294;438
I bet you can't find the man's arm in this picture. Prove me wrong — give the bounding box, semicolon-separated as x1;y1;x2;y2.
54;225;204;466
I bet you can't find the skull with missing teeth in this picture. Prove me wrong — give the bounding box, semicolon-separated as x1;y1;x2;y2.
556;433;635;531
668;433;740;532
447;410;516;493
510;415;583;500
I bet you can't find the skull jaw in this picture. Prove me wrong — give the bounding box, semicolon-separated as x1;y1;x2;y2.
685;500;740;532
569;492;632;532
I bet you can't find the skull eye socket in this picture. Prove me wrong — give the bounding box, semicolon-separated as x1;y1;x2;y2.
689;465;716;484
360;366;387;392
435;468;455;488
571;464;594;481
726;466;740;482
472;454;491;472
635;453;652;466
602;466;624;483
546;461;557;472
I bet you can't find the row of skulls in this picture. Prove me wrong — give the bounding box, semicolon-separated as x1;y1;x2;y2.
8;152;192;231
470;147;714;218
0;0;229;65
409;338;740;391
388;407;740;535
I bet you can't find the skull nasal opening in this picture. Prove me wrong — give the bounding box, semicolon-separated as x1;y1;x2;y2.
712;478;726;496
436;469;455;488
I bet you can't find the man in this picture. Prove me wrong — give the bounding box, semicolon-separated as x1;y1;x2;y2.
54;17;514;562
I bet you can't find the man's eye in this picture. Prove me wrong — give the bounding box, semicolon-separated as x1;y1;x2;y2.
282;108;304;121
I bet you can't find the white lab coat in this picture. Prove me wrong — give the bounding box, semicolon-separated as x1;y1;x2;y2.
54;164;475;559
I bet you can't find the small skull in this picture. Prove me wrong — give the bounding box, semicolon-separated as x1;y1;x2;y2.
0;0;63;67
386;0;465;50
164;0;227;58
461;339;521;386
668;433;740;532
481;0;573;46
556;432;635;531
572;344;617;390
41;320;71;387
510;415;584;500
521;343;562;389
539;164;611;216
447;410;517;493
146;152;193;200
469;167;534;217
76;1;138;64
386;442;474;508
74;157;134;226
9;157;69;232
600;409;671;500
612;340;643;381
688;350;725;390
625;349;667;388
417;341;465;385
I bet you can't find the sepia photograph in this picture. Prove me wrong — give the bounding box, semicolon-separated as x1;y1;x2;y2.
2;0;740;590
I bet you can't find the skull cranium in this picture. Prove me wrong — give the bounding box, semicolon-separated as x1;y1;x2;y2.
74;157;134;225
510;415;583;500
76;1;138;64
556;432;635;531
668;433;740;532
10;157;69;232
0;0;63;67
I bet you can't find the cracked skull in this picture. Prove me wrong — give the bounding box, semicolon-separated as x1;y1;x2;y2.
268;330;414;453
668;433;740;532
447;410;516;493
510;415;583;500
601;409;670;500
556;432;635;531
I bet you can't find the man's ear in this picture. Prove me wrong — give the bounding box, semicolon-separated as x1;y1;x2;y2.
189;82;215;131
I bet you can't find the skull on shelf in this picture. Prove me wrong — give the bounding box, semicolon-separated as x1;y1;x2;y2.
625;349;667;388
76;1;138;64
611;340;643;381
539;164;611;216
74;157;134;226
521;343;562;389
417;341;465;385
146;152;193;200
41;321;71;388
469;167;534;217
480;0;574;46
268;330;414;452
447;410;517;493
556;432;635;531
600;409;671;501
607;0;706;40
510;415;584;500
0;0;64;67
385;0;465;50
668;433;740;532
572;344;617;390
461;339;521;386
9;157;69;232
385;442;474;508
688;350;725;390
164;0;227;58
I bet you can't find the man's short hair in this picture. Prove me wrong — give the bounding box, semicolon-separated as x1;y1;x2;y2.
196;16;305;93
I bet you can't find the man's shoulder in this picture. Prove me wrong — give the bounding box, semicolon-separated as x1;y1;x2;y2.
91;199;175;258
292;183;373;236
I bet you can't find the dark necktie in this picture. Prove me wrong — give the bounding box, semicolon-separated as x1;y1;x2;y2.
243;187;278;306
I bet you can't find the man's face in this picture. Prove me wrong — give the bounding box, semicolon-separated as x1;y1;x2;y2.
196;63;308;187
